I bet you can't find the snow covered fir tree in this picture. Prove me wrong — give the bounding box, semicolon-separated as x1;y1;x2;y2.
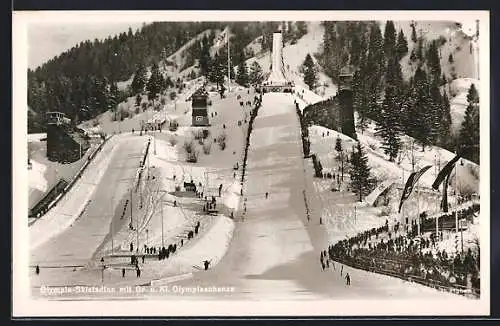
24;16;483;306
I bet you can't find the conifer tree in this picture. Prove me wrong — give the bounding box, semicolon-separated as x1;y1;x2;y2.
108;81;119;112
364;22;385;120
249;61;264;85
349;142;372;202
467;83;479;104
350;33;362;67
411;22;418;43
335;136;343;153
396;29;409;60
131;63;147;95
428;82;444;143
199;35;212;77
459;84;480;163
376;86;401;161
385;56;403;89
135;93;142;109
426;40;441;83
439;90;452;147
146;63;163;106
383;20;397;60
302;53;318;90
209;52;226;89
88;77;108;114
410;67;432;150
236;53;249;87
416;37;424;63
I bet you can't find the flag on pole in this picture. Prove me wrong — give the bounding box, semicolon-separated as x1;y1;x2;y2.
440;173;451;212
432;155;460;190
398;165;432;213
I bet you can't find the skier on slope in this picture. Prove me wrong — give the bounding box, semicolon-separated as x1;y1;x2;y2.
341;265;344;277
345;273;351;285
265;192;269;199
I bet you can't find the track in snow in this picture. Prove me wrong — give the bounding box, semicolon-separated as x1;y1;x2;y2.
171;93;466;300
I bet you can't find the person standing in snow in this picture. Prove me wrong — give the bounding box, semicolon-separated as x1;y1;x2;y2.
35;265;40;275
265;192;269;199
345;273;351;285
203;260;211;271
122;268;125;278
341;265;344;277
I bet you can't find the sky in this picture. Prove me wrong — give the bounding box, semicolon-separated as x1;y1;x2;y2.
28;22;145;70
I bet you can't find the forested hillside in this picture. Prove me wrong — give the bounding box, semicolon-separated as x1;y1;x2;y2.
27;21;307;133
315;21;479;164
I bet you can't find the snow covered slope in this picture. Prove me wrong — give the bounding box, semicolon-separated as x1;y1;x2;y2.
385;21;477;82
448;77;480;133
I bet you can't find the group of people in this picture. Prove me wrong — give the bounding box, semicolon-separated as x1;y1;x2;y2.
203;196;218;212
320;250;351;285
327;213;480;293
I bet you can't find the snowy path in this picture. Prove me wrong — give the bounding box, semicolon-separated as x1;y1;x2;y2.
30;136;145;268
172;93;465;300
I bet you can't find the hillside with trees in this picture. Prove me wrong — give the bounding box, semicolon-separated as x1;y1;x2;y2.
316;20;478;164
28;21;308;133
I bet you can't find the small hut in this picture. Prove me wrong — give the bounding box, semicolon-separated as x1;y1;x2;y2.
191;88;209;126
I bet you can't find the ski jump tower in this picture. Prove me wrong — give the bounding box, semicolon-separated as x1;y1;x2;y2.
262;30;293;93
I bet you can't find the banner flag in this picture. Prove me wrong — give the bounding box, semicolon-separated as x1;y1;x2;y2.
440;173;451;212
432;155;460;190
398;165;432;213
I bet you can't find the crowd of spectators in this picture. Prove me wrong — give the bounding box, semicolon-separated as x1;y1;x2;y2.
328;204;480;297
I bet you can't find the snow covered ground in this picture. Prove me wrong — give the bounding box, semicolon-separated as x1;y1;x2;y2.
448;77;480;133
28;133;46;142
29;84;256;294
167;92;470;301
26;19;482;305
28;138;99;211
287;69;481;272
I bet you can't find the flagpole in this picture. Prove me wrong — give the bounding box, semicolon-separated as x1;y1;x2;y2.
417;178;420;242
436;189;439;241
111;195;114;254
401;167;405;226
227;31;230;93
455;158;459;241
